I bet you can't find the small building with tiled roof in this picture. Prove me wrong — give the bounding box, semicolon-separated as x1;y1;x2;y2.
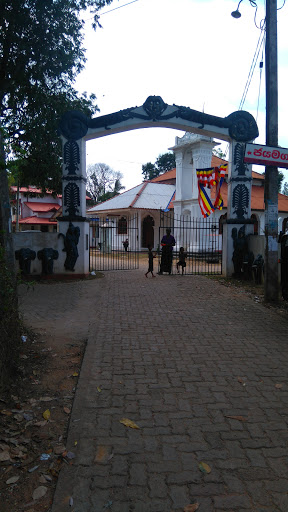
10;186;62;232
87;182;175;250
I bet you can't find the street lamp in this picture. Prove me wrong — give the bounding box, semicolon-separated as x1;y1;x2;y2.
231;0;258;19
231;0;279;302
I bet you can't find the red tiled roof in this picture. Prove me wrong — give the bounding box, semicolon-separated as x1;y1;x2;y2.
211;155;227;167
151;168;176;183
152;157;229;184
25;202;61;213
10;186;62;197
252;170;264;180
14;216;57;225
211;182;288;213
278;192;288;213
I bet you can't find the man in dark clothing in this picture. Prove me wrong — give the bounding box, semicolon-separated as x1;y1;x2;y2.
159;229;175;274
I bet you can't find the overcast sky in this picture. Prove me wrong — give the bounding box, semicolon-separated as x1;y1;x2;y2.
75;0;288;190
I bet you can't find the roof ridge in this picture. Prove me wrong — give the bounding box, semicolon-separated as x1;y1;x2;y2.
129;181;149;208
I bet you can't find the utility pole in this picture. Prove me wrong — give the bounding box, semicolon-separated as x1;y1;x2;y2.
232;0;279;302
264;0;278;302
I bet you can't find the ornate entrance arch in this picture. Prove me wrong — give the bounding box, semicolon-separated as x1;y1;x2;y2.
58;96;258;276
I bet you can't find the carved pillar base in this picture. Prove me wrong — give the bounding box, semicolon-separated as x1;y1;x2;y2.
222;220;254;277
58;219;90;276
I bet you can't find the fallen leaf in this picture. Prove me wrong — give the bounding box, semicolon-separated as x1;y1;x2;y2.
275;383;283;389
95;446;108;462
120;418;140;429
225;415;248;422
54;445;66;455
0;451;11;462
42;474;52;482
6;475;20;484
34;420;48;427
0;410;12;416
97;386;102;392
72;372;78;377
184;504;199;512
42;409;50;420
63;407;70;414
198;461;211;474
28;465;39;473
32;485;47;500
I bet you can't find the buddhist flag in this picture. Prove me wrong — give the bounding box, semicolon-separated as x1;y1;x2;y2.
196;164;227;218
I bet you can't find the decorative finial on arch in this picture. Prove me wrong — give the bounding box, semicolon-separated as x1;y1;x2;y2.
58;110;89;140
226;111;259;142
143;96;168;121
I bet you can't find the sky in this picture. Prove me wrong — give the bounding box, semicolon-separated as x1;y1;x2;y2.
75;0;288;190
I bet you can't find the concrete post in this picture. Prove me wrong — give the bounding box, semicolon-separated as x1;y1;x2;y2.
264;0;279;301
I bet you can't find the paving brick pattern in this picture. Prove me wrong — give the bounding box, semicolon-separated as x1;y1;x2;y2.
51;270;288;512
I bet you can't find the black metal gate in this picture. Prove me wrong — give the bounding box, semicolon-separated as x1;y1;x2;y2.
159;211;222;275
89;214;139;271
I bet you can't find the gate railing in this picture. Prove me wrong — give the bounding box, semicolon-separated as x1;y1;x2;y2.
159;211;222;275
89;214;139;271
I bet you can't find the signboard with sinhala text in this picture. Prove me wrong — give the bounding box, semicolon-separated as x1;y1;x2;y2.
244;143;288;168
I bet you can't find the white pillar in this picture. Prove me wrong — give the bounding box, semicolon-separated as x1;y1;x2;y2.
171;133;216;217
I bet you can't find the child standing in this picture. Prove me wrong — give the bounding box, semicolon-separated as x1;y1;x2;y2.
145;244;156;278
177;247;187;274
123;238;129;252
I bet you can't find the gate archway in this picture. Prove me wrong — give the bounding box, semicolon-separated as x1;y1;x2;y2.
58;96;259;276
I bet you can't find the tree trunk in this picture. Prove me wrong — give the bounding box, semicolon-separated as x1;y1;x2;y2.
0;128;15;272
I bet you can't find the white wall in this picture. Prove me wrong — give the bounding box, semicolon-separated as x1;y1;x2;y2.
13;225;89;276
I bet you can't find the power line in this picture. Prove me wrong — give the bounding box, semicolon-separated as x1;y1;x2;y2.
223;24;265;158
277;0;286;10
256;45;264;121
84;0;140;22
239;23;266;110
101;0;140;16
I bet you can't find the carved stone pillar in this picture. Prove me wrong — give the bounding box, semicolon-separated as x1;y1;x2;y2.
58;112;90;276
222;141;254;276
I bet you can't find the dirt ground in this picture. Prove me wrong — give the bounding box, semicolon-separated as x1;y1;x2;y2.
0;274;105;512
0;271;287;512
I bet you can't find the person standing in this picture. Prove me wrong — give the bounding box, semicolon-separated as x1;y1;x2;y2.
145;244;156;278
177;247;187;274
159;228;175;274
123;238;129;252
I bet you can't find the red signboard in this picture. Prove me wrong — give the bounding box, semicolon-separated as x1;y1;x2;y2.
244;143;288;169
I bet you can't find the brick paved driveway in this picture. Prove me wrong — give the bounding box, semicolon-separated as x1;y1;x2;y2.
51;270;288;512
